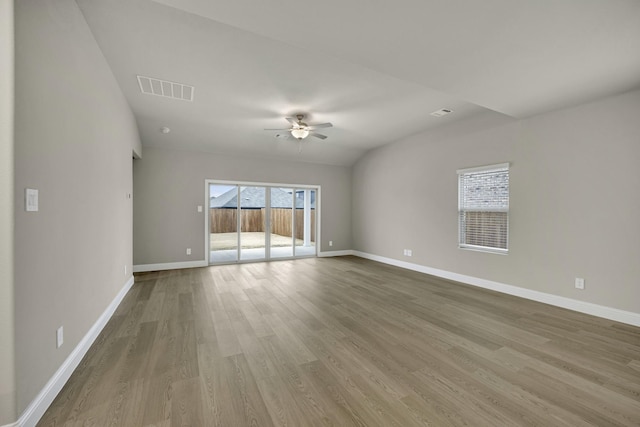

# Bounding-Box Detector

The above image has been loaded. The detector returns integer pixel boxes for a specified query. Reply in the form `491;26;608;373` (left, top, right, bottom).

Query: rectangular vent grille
137;75;194;102
430;108;453;117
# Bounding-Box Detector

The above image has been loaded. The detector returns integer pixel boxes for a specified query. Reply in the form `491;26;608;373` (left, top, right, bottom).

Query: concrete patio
210;232;316;263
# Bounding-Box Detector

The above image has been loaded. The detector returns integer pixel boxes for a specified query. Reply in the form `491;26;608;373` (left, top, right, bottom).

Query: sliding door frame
205;179;321;265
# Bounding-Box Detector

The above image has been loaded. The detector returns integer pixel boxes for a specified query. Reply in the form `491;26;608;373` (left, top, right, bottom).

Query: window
458;163;509;253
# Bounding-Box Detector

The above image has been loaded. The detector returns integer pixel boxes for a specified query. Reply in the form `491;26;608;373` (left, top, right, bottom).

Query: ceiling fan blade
264;128;291;131
310;132;327;140
307;122;333;129
273;132;293;140
285;117;298;125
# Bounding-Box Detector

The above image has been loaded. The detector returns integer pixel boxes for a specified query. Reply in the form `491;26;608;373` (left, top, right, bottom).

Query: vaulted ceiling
76;0;640;166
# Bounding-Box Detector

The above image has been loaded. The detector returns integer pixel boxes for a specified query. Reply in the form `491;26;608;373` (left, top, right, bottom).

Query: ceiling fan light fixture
265;114;332;140
291;128;310;139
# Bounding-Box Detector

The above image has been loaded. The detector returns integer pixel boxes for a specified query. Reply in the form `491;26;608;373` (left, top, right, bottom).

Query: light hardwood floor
39;256;640;426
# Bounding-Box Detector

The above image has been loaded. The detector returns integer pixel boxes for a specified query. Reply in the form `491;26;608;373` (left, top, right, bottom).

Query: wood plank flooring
39;256;640;426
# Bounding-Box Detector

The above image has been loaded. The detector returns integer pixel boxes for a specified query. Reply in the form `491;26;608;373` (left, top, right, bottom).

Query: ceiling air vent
137;75;194;102
430;108;453;117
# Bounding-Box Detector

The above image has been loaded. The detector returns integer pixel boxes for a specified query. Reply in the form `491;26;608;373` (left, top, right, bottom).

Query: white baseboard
16;276;136;427
133;260;208;273
353;251;640;327
318;250;354;257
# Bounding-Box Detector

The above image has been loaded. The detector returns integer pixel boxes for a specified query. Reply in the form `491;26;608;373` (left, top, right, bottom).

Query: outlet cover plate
26;188;39;212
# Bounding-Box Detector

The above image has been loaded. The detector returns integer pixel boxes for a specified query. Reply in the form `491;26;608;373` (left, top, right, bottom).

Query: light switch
26;188;39;212
197;205;203;213
56;326;63;348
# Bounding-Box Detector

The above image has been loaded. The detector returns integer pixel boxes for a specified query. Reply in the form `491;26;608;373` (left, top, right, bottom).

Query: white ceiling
76;0;640;166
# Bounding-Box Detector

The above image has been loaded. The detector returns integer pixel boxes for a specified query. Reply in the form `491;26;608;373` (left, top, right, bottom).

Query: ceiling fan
265;114;333;140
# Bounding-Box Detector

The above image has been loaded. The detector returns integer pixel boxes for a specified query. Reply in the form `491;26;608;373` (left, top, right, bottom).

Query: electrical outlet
25;188;39;212
329;241;333;247
575;278;585;290
56;326;64;348
186;248;191;255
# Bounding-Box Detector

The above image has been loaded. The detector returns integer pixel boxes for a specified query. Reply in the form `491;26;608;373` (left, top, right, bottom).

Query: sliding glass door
239;186;266;261
209;184;239;263
295;189;316;257
208;182;318;264
270;187;294;259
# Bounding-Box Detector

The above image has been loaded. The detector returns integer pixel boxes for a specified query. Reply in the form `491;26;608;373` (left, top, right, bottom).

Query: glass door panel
239;186;266;261
209;184;238;263
270;187;294;258
209;182;318;264
295;189;317;257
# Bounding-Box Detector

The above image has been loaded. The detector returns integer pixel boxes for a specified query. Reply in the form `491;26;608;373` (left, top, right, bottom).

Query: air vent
137;75;194;102
430;108;453;117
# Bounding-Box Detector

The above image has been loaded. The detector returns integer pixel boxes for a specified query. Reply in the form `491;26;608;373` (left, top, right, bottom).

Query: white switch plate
407;249;412;256
25;188;39;212
329;241;333;247
575;278;585;290
197;205;203;212
186;248;191;255
56;326;63;348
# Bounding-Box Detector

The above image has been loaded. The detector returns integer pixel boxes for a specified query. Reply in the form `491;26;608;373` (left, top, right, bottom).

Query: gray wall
0;0;15;423
353;89;640;314
133;147;352;266
14;0;141;415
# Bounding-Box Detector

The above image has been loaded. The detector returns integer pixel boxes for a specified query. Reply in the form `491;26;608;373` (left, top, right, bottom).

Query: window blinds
458;163;509;252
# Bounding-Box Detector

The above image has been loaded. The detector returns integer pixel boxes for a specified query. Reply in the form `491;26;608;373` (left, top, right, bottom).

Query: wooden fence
461;211;507;249
210;208;315;242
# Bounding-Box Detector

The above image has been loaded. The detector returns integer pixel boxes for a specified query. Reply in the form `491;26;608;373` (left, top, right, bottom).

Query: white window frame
457;163;509;254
